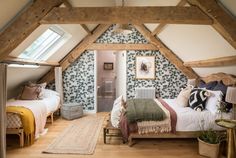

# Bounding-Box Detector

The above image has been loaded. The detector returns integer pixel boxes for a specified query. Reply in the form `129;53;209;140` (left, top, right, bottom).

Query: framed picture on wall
135;56;155;79
104;62;113;70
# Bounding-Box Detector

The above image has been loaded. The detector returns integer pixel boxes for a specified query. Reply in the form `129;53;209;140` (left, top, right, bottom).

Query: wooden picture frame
104;62;113;70
135;56;155;79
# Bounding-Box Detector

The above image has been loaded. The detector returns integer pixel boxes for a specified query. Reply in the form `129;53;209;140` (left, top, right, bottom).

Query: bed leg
50;113;54;124
103;128;107;144
19;129;24;147
128;136;133;147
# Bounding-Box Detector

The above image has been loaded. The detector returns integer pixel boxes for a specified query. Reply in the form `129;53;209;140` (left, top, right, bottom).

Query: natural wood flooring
6;113;203;158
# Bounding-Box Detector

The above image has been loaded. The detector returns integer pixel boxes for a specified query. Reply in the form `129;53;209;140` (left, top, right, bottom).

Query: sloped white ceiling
219;0;236;16
9;24;88;62
157;24;236;61
0;0;31;31
7;66;51;99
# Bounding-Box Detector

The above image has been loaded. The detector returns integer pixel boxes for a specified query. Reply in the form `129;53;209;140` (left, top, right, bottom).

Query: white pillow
42;89;60;98
113;95;123;107
110;96;124;128
176;85;193;107
206;90;223;114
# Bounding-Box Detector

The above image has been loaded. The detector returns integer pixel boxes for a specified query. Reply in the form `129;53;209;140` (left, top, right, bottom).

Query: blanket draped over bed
120;98;177;141
7;99;48;139
126;99;166;123
6;106;35;145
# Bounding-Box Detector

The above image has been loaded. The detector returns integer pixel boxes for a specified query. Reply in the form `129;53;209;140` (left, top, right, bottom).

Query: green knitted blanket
126;99;166;123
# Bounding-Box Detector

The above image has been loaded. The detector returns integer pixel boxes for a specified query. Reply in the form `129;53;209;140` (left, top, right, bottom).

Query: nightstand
215;119;236;158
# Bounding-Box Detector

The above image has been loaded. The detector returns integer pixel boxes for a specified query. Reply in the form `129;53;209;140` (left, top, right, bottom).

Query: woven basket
198;137;220;158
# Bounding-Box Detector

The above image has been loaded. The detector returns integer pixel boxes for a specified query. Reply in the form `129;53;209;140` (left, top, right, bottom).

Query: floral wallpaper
126;50;187;99
47;50;95;110
48;25;187;111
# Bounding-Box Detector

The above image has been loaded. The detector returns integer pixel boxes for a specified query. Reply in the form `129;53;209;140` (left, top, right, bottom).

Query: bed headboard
200;72;236;86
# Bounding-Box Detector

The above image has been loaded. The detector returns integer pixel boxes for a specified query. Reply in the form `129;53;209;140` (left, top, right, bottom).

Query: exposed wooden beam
184;55;236;67
151;23;167;36
151;0;188;36
81;24;92;35
62;0;72;9
134;24;199;79
41;6;212;25
187;0;236;49
38;24;111;83
87;43;157;50
0;64;7;158
0;0;63;61
2;57;59;66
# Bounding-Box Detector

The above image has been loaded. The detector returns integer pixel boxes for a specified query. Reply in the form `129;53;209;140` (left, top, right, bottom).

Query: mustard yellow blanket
6;106;35;145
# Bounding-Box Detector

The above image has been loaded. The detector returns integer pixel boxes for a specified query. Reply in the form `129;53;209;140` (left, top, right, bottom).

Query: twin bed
6;89;61;147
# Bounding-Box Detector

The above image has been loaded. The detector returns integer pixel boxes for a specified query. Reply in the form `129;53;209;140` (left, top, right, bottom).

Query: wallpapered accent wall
47;50;95;110
126;50;187;99
48;25;187;110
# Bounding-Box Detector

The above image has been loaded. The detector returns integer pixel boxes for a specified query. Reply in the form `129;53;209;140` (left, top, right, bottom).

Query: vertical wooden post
0;64;7;158
55;67;63;104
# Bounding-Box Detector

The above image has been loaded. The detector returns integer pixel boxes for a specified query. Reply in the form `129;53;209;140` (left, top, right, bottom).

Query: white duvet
163;99;233;131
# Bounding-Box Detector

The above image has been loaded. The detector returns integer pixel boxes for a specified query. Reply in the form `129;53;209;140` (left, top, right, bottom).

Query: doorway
95;50;127;112
96;50;116;112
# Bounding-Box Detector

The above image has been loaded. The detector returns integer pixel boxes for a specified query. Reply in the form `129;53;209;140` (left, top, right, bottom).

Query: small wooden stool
103;119;123;144
216;119;236;158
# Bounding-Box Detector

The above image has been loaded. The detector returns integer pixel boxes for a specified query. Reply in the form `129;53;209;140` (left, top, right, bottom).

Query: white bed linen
6;96;60;138
163;99;233;131
41;95;60;114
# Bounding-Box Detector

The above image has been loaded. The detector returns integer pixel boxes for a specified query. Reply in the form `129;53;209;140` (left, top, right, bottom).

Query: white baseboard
83;110;96;114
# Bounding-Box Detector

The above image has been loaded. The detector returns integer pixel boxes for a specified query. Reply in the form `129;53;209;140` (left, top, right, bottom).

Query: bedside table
215;119;236;158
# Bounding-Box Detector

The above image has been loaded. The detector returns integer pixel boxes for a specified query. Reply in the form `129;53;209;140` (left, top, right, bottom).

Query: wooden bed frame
128;72;236;146
6;106;61;147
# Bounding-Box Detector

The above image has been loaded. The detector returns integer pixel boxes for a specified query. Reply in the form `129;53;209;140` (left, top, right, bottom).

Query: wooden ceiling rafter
0;0;64;61
134;24;199;79
81;24;92;35
2;57;59;67
184;55;236;67
40;6;212;24
151;0;188;36
187;0;236;49
87;43;158;50
38;24;111;83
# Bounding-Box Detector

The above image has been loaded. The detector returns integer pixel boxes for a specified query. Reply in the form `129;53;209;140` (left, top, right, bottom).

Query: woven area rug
43;115;104;155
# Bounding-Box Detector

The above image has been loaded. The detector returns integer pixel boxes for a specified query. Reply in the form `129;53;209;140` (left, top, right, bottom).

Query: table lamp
225;86;236;119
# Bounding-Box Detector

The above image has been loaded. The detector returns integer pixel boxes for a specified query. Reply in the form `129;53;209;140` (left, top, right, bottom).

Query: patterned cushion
188;89;209;111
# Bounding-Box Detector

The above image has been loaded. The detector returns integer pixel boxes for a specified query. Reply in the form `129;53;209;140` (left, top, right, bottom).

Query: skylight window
19;26;66;60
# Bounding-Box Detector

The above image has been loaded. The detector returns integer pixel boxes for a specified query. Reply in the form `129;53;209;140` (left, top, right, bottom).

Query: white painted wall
7;66;50;99
115;51;127;100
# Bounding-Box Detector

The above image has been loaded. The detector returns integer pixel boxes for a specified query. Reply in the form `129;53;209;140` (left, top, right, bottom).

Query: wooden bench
103;118;123;144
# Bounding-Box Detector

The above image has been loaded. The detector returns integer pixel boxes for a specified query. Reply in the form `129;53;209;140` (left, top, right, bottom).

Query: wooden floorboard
6;113;204;158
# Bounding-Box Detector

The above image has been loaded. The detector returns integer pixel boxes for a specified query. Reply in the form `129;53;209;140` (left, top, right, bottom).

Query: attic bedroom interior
0;0;236;157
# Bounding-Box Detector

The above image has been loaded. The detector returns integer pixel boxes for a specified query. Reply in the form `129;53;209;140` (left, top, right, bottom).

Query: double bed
117;73;236;146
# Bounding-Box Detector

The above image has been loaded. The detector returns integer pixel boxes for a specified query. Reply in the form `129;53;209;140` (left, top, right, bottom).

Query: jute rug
43;115;104;155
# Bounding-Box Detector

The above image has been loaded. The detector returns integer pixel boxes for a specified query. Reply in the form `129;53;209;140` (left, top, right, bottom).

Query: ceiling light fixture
112;0;132;35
